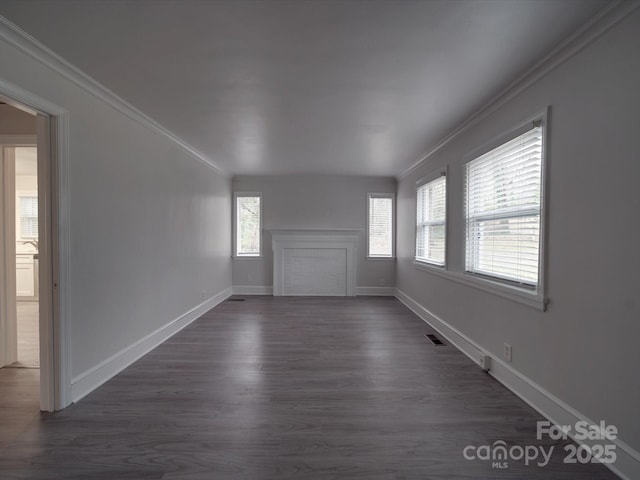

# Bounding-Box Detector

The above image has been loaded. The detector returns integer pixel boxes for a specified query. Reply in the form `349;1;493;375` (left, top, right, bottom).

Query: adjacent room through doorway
0;102;40;427
14;146;39;368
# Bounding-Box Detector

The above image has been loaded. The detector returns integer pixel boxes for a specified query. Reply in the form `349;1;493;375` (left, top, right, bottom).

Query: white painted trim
271;229;360;296
414;168;448;268
269;227;365;235
0;15;226;176
0;134;37;145
366;192;395;259
232;285;273;295
395;288;640;480
356;286;396;296
412;259;547;311
401;1;639;179
52;112;71;409
0;146;18;367
232;285;396;296
456;109;549;310
395;288;486;366
35;114;51;409
0;79;71;411
70;287;232;403
233;192;263;257
0;80;66;118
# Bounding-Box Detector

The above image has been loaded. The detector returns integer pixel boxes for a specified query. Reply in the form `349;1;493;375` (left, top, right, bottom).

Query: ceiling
0;0;608;177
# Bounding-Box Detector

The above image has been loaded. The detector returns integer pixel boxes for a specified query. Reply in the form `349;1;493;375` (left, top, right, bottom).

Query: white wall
15;174;36;190
0;29;232;397
232;175;396;291
396;8;640;461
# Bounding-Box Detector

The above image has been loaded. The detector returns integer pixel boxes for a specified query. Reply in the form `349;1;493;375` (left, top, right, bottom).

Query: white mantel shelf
270;228;362;236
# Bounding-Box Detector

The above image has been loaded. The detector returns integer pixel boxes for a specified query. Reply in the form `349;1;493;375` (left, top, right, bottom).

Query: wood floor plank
0;296;620;479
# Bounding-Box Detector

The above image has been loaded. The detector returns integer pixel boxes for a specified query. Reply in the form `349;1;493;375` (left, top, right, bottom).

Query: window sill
366;256;396;261
414;259;445;270
413;260;548;311
232;255;263;259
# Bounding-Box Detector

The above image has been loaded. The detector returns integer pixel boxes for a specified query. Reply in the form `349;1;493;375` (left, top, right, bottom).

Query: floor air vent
228;298;246;302
425;333;445;345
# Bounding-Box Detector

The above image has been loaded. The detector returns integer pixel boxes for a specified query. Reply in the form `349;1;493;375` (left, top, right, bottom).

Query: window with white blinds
235;193;261;256
416;174;446;266
19;196;38;239
465;123;543;286
368;194;394;257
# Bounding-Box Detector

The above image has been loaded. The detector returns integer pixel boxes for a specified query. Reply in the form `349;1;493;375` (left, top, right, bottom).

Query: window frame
233;192;263;258
414;168;447;268
17;192;39;240
461;110;549;307
410;109;549;311
366;192;395;259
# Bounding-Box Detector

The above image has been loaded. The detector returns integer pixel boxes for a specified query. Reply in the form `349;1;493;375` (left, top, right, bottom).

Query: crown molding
401;0;639;179
0;15;227;176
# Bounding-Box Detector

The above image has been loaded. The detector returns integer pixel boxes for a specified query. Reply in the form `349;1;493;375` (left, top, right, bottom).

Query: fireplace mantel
270;229;360;296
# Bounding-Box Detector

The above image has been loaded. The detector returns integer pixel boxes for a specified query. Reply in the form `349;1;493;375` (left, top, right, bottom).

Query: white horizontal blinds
20;196;38;238
369;196;393;257
416;175;446;265
465;124;543;285
236;195;261;256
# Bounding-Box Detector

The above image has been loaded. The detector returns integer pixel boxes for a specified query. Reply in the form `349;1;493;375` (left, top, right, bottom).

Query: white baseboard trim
232;285;396;296
394;288;639;480
394;288;490;366
356;286;396;296
70;286;233;403
232;285;273;295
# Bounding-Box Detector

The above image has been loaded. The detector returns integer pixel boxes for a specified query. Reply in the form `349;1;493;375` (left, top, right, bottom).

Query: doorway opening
0;92;61;413
0;105;40;404
14;146;40;369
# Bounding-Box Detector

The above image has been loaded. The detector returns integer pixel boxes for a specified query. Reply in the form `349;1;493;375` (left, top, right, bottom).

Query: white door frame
0;79;71;411
0;144;19;367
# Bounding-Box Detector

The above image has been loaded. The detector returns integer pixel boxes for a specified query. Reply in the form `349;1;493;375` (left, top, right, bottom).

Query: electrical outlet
503;343;512;362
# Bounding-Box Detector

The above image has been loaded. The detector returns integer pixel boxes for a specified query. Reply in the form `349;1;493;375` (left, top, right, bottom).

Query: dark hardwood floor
0;296;619;479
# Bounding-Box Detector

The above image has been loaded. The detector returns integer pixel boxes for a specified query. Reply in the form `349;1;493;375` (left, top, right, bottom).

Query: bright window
465;123;543;286
235;193;261;256
19;196;38;239
415;174;446;266
368;194;394;257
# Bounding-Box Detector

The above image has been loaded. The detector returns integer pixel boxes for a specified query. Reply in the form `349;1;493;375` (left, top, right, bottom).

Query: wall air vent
425;333;445;345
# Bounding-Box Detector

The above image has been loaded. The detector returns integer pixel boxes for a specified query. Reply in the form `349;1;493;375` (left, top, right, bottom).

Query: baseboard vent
425;333;445;345
227;297;246;302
